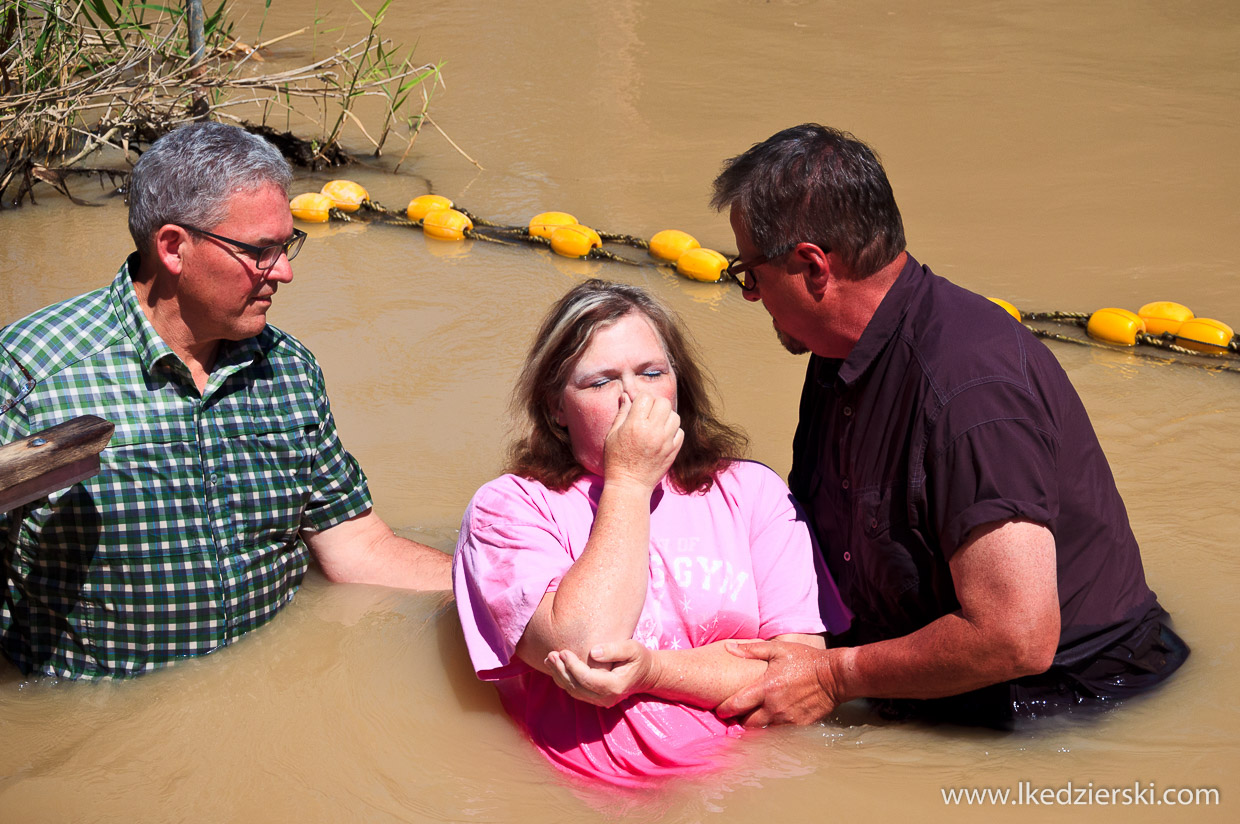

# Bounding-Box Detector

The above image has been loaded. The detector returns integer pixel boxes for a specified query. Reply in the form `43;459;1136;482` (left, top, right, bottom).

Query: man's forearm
323;532;452;590
831;519;1060;702
359;534;452;591
308;510;452;591
719;521;1060;726
829;611;1054;703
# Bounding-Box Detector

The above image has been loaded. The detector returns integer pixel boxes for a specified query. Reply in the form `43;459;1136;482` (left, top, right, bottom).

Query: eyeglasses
0;354;34;415
179;224;307;272
725;242;815;292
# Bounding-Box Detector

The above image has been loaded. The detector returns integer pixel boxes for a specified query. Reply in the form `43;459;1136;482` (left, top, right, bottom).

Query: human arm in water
545;633;826;709
305;508;452;591
514;393;684;669
714;519;1059;725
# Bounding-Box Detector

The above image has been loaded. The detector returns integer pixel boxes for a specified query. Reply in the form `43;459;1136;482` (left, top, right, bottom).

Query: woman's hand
545;640;660;708
602;394;683;492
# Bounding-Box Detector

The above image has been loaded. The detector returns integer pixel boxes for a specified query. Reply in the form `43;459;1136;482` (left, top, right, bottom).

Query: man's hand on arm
304;509;452;591
715;641;844;727
717;519;1060;728
545;633;825;711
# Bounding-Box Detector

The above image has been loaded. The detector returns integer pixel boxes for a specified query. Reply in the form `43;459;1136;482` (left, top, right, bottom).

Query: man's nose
264;253;295;284
742;284;762;302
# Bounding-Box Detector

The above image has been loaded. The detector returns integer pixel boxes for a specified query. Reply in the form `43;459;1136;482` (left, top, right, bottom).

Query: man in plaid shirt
0;122;450;679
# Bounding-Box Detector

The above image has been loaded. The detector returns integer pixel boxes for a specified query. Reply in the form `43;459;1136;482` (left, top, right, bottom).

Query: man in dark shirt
711;124;1188;727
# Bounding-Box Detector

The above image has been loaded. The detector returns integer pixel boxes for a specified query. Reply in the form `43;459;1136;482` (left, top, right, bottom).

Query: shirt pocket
15;437;204;564
854;485;928;638
220;423;316;546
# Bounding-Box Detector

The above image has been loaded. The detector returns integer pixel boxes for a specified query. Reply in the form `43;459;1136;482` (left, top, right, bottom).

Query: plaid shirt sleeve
0;345;34;537
299;358;372;532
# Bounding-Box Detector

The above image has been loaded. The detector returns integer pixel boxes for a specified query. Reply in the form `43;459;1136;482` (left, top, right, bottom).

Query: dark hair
508;280;747;493
711;123;906;278
128;122;291;255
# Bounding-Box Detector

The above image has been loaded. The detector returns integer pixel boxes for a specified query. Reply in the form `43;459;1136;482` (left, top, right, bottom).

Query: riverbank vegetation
0;0;459;207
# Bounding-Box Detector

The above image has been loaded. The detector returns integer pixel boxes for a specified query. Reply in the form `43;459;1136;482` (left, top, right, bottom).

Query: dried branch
0;2;466;205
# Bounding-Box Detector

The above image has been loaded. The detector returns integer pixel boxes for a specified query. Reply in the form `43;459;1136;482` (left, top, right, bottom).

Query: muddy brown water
1;1;1237;821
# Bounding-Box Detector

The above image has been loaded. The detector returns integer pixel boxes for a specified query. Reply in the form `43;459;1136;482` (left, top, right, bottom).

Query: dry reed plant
0;0;465;207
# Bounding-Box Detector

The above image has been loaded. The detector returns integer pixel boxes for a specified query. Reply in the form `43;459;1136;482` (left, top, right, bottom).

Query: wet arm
720;519;1059;724
547;633;824;709
516;395;682;667
305;508;452;591
648;633;825;709
830;519;1059;700
516;479;657;668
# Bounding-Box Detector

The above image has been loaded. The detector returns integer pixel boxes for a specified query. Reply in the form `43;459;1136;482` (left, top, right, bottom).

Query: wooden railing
0;416;115;513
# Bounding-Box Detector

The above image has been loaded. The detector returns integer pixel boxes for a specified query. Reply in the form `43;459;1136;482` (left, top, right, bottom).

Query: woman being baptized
453;279;849;786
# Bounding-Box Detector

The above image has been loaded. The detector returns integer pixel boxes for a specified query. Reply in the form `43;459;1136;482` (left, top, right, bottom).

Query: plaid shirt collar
109;252;266;392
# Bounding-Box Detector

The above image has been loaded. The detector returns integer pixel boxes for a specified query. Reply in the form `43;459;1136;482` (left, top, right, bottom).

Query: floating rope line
296;180;1239;375
1024;311;1092;323
1015;306;1240;375
290;182;732;282
356;199;649;264
597;230;651;250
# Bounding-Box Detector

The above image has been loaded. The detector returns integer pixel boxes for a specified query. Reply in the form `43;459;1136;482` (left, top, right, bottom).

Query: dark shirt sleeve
926;382;1060;557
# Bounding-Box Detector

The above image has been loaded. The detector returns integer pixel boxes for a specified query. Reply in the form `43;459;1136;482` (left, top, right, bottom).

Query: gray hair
127;122;292;254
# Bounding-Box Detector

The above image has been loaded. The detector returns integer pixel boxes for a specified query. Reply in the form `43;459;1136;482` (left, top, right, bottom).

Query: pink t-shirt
453;460;851;786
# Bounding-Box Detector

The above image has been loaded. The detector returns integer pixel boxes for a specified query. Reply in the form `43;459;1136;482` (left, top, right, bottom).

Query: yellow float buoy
987;297;1022;323
289;192;333;223
550;224;602;258
649;229;700;262
1086;308;1146;347
320;180;368;213
1137;301;1194;337
407;194;454;222
529;211;578;240
1175;317;1234;354
421;208;473;241
676;248;729;283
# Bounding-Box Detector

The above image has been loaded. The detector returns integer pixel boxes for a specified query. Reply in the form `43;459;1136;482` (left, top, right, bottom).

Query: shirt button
843;551;851;562
871;519;878;529
843;406;853;417
842;479;850;490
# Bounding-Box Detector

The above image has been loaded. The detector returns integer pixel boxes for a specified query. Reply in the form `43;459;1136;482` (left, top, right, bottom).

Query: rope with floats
295;182;728;280
989;300;1240;374
294;180;1239;375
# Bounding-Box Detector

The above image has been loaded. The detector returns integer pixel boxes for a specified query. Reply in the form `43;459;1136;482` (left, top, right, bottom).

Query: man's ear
152;224;191;275
796;243;833;299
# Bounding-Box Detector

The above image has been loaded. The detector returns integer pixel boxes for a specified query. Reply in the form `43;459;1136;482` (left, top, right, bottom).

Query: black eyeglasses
179;225;307;272
725;242;812;292
0;353;34;415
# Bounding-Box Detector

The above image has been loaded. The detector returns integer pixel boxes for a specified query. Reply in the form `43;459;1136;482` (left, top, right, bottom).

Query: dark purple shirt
790;255;1160;668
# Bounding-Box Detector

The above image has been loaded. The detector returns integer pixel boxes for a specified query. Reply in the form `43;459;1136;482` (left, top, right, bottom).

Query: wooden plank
0;415;115;513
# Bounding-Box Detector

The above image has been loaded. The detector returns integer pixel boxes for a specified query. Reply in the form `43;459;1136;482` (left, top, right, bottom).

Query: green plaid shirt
0;255;372;678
